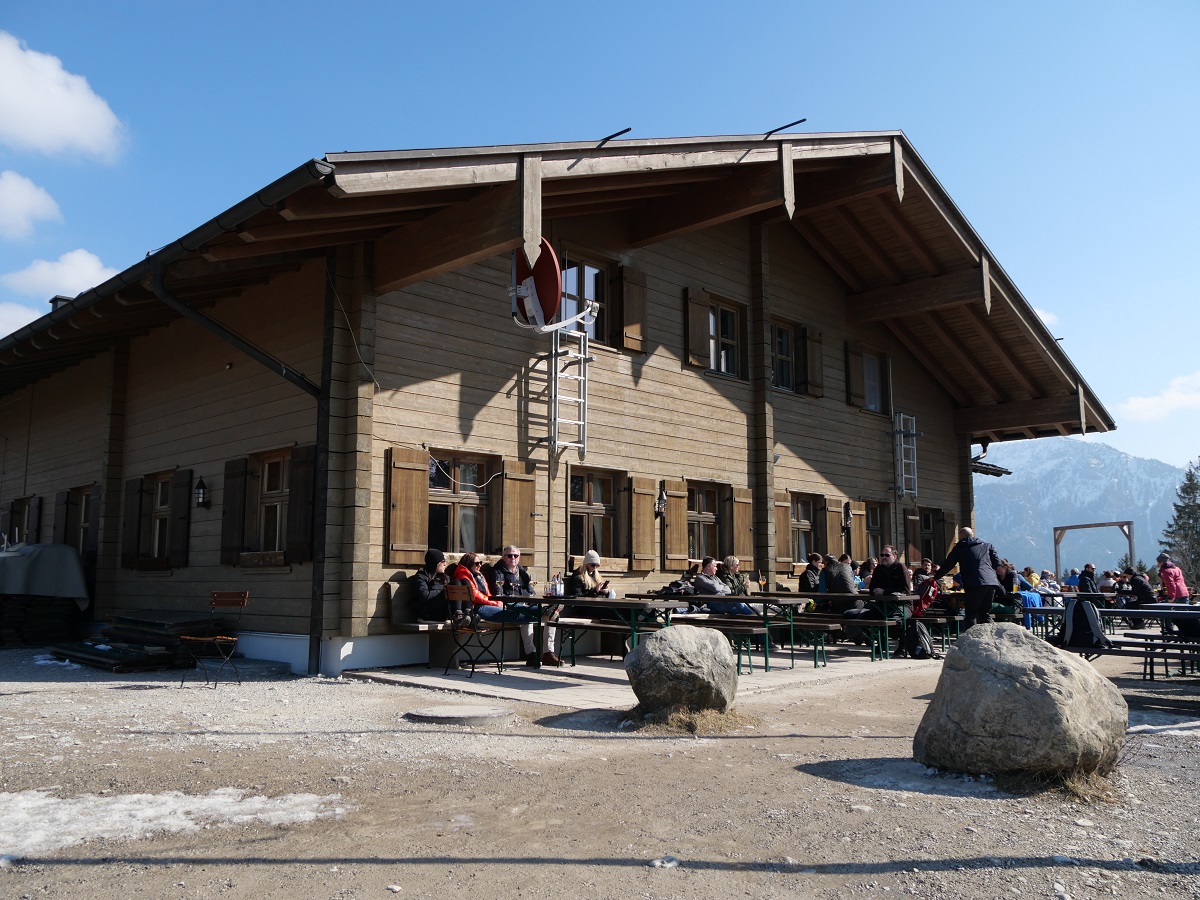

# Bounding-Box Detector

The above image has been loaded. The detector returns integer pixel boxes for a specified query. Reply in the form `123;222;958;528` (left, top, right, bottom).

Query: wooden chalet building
0;132;1114;673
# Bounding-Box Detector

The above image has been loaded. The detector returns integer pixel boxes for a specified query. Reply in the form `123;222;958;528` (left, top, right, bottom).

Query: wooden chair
179;591;249;688
444;584;511;677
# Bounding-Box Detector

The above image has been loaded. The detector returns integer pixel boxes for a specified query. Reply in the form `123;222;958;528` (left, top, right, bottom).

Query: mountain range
971;437;1185;576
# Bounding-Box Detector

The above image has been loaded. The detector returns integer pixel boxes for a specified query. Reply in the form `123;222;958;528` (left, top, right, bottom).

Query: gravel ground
1;647;1197;899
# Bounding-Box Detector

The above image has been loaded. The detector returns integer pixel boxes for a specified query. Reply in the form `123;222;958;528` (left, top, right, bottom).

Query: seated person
825;554;859;595
912;558;936;591
799;553;823;592
410;548;458;624
566;549;616;598
718;555;752;596
817;554;838;592
1037;570;1063;599
1022;566;1040;589
871;546;912;596
856;557;876;591
695;556;755;616
489;545;560;667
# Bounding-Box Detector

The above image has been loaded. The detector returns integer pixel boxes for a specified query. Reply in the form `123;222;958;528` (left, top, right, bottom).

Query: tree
1116;553;1148;574
1160;457;1200;588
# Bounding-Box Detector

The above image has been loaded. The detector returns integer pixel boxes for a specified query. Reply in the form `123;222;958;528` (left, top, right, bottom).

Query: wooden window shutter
849;501;868;560
84;484;101;563
120;479;143;567
386;446;429;567
824;501;845;557
685;288;711;368
286;445;316;564
496;458;535;565
939;510;956;561
805;329;824;398
731;487;754;566
53;490;71;544
220;458;248;565
27;496;41;544
168;469;192;568
845;340;865;407
904;506;921;566
620;267;647;352
774;491;793;569
629;475;657;569
662;479;689;571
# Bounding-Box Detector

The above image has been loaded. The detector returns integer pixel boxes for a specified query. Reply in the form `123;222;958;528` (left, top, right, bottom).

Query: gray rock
913;623;1127;776
624;625;737;712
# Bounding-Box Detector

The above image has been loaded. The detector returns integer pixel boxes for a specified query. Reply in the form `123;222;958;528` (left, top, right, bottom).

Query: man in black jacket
937;527;1002;630
410;548;452;623
799;553;823;592
1076;563;1100;596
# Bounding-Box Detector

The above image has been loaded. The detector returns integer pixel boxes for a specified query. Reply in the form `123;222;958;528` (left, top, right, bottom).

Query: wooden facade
0;133;1114;673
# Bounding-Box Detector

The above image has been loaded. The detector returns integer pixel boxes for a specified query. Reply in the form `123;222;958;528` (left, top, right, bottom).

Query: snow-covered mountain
972;438;1185;575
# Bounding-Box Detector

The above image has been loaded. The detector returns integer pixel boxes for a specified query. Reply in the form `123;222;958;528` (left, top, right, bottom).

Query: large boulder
914;622;1127;776
624;624;738;713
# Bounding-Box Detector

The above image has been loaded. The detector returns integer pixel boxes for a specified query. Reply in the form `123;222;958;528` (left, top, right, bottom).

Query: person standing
1157;553;1191;602
937;527;1002;630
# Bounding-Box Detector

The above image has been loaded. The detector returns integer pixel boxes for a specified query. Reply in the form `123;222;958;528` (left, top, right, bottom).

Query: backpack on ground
913;578;939;618
1052;597;1112;651
899;618;938;659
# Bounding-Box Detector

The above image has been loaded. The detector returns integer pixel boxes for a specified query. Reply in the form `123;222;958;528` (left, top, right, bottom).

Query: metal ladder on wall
549;327;590;457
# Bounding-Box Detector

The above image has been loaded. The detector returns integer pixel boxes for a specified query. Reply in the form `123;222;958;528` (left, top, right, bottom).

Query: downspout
309;251;337;675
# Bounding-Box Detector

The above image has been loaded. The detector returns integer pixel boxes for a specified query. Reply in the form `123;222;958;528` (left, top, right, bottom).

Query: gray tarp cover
0;543;89;608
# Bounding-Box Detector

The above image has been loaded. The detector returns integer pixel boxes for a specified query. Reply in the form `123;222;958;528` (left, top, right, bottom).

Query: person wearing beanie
1157;553;1191;602
567;549;614;598
411;548;454;624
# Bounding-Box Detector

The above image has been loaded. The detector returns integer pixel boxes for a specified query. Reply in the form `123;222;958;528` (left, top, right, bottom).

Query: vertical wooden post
749;218;776;587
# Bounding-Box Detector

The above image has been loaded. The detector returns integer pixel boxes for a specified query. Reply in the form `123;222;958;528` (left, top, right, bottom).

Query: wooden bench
670;613;779;674
555;617;657;666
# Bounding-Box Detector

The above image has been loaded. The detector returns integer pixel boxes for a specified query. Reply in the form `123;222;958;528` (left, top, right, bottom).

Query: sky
1;1;1197;467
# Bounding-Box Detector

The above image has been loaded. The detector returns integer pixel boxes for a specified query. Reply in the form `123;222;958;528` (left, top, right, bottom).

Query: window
73;487;92;555
687;288;745;377
4;498;31;543
845;341;889;413
866;502;888;559
790;494;819;561
150;475;172;559
221;446;313;567
569;469;615;558
864;351;887;413
687;483;720;560
770;322;797;391
427;455;490;554
919;509;945;562
561;252;611;345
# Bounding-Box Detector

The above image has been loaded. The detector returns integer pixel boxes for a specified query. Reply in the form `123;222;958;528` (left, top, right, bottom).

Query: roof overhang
0;132;1114;442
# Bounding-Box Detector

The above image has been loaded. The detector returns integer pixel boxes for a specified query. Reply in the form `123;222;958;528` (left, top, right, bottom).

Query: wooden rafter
791;150;902;219
790;217;866;292
886;319;971;407
869;194;941;277
961;301;1043;398
831;206;905;284
372;181;522;293
204;230;387;262
628;163;789;248
239;212;424;242
280;185;481;220
922;312;1007;403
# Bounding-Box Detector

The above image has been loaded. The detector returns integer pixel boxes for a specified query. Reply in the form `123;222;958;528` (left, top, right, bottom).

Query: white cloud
0;301;43;335
1116;371;1200;423
0;170;61;239
1;249;118;299
1033;307;1058;326
0;31;124;160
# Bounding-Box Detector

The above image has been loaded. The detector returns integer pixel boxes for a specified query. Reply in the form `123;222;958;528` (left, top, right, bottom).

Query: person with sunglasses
491;545;560;666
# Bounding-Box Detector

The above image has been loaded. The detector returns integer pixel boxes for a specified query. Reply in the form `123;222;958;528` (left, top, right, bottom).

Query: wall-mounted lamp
654;484;668;518
194;477;211;509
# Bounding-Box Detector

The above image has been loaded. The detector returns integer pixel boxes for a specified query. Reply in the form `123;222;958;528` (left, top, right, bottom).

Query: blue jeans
706;601;756;616
475;604;555;653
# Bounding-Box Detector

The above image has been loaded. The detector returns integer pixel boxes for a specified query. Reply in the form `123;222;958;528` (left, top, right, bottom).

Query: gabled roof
0;132;1114;442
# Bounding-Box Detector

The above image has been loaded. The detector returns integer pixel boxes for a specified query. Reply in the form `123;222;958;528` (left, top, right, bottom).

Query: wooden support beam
954;395;1083;435
522;156;542;268
922;312;1007;403
792;149;902;218
628;164;787;248
204;230;388;262
372;182;522;293
900;159;980;264
832;206;905;284
886;319;971;406
780;142;795;220
790;217;866;292
870;194;941;276
851;266;986;323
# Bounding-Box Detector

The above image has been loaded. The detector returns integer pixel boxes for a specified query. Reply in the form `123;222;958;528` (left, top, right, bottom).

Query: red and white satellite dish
513;238;562;329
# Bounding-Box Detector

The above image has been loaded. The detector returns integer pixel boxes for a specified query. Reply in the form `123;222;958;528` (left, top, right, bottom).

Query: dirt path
1;649;1197;899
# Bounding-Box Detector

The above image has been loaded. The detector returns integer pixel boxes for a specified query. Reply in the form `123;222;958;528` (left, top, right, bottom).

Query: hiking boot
524;651;540;667
541;652;562;667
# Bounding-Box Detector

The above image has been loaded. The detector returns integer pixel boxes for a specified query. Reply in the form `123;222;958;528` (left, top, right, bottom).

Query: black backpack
1053;598;1112;650
899;618;937;659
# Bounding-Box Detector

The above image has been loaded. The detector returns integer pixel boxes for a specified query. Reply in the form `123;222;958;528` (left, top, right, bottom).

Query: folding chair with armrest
179;591;249;688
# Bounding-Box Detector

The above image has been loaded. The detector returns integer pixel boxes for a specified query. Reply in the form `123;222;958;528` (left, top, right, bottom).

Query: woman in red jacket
448;553;501;607
447;552;551;665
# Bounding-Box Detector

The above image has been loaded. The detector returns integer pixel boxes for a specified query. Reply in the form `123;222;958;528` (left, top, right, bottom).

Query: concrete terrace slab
344;650;935;710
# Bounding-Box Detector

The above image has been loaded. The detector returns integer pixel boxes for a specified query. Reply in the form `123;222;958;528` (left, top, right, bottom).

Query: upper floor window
686;288;746;379
770;322;797;391
569;469;615;558
561;252;611;345
846;341;889;414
